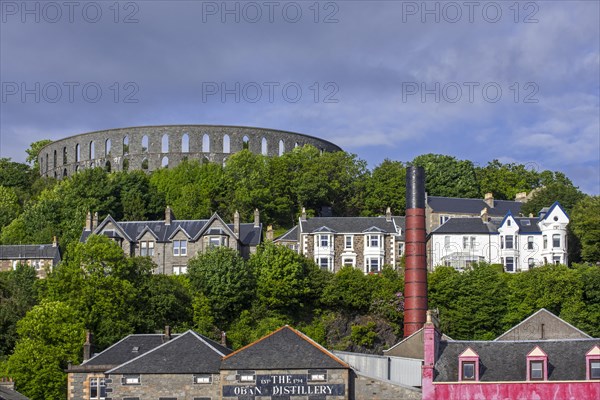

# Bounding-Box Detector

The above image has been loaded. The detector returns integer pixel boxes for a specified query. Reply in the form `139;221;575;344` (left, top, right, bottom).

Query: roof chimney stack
85;211;92;231
93;212;99;229
386;207;392;222
484;193;494;208
480;207;489;222
515;192;527;202
165;206;173;225
83;330;94;361
266;225;273;241
234;210;240;236
163;325;172;342
52;236;58;248
254;209;260;228
300;207;307;222
221;331;227;347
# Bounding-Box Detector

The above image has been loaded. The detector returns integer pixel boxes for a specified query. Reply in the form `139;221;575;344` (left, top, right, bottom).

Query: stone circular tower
38;125;342;178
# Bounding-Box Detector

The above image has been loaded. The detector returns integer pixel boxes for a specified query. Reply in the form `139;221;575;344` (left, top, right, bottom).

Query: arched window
261;137;268;155
161;156;169;168
89;141;95;159
162;134;169;153
202;134;210;152
141;158;149;170
122;158;129;172
62;147;67;165
105;139;112;156
279;140;285;156
243;135;250;150
123;136;129;155
105;161;111;172
63;168;67;178
182;134;189;153
223;135;230;153
45;154;48;172
75;144;80;162
53;150;57;167
142;135;149;153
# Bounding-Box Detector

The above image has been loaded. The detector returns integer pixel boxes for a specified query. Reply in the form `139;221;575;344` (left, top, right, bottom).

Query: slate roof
495;308;592;341
428;196;523;216
107;331;231;374
431;218;502;234
0;386;30;400
0;245;61;264
275;225;298;242
221;326;349;370
81;334;173;367
80;214;261;246
434;338;600;382
299;216;405;236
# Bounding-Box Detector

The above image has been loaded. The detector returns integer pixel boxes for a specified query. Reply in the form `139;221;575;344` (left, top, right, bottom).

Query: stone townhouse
429;201;569;271
80;207;262;275
0;238;61;278
275;208;405;273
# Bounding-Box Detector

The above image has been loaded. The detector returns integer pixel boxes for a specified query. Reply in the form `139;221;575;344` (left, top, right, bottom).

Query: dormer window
526;346;548;381
507;219;511;227
586;345;600;380
458;348;479;382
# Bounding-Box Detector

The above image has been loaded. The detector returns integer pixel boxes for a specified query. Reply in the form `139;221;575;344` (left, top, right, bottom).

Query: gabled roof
299;216;404;236
312;226;337;233
384;327;452;360
427;196;523;216
540;201;569;220
193;213;237;241
274;225;298;242
0;386;30;400
434;338;600;382
107;331;231;374
495;308;591;341
221;326;349;370
80;334;173;368
0;244;61;264
81;213;261;247
431;217;501;235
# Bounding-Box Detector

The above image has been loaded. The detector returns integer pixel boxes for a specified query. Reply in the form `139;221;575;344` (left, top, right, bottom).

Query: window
527;236;534;250
319;234;330;247
367;257;381;273
122;374;140;385
193;374;212;384
343;258;355;267
462;361;475;380
440;215;450;224
505;235;513;249
553;234;560;248
543;235;548;249
444;236;451;249
398;243;404;256
463;236;469;250
90;378;106;400
173;240;187;256
237;372;255;383
505;257;514;272
318;257;330;271
507;219;511;226
345;235;353;249
530;361;544;380
589;360;600;379
553;256;561;265
173;265;187;275
528;258;535;268
470;236;476;249
308;370;327;382
368;235;380;248
140;241;154;256
209;236;226;248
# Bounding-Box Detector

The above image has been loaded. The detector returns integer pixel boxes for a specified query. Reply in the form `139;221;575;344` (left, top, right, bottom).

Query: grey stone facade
38;125;342;179
352;373;421;400
106;373;221;400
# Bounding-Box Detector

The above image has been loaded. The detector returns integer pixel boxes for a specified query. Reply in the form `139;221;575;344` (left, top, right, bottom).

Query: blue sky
1;0;599;194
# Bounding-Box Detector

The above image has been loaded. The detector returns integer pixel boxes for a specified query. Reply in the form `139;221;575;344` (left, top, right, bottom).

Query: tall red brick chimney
404;166;427;338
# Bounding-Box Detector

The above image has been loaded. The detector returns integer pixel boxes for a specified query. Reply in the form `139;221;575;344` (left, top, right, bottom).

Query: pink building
422;312;600;400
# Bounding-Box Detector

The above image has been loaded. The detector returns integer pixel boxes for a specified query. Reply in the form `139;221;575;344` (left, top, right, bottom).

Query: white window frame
505;257;514;272
140;241;154;257
173;265;188;275
318;257;331;271
122;374;141;385
527;236;534;250
366;257;381;273
552;234;561;248
367;234;380;248
319;234;330;247
173;240;188;256
193;374;212;384
90;378;107;400
505;235;514;249
342;257;355;267
344;235;353;250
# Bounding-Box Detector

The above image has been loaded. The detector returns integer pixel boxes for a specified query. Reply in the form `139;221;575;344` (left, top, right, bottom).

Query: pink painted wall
429;381;600;400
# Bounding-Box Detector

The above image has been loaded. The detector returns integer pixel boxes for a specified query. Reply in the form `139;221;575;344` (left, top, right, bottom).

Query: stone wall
107;373;221;400
351;373;422;400
39;125;342;179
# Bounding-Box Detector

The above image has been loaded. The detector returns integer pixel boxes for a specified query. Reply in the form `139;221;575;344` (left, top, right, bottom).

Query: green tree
411;154;480;198
6;300;85;400
569;196;600;263
362;160;406;216
520;182;585;216
321;266;373;313
475;160;540;200
251;242;326;317
0;186;21;234
25;139;53;173
187;247;255;328
0;264;38;357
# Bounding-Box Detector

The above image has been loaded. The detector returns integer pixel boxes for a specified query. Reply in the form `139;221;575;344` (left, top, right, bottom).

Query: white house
430;202;569;272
